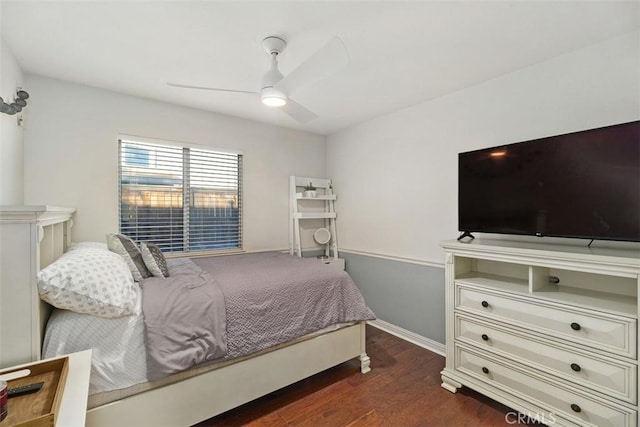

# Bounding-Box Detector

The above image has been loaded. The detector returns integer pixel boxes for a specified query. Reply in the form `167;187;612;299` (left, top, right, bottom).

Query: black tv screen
458;121;640;242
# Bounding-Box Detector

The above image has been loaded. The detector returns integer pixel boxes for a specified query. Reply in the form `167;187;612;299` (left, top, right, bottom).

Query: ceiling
1;1;638;135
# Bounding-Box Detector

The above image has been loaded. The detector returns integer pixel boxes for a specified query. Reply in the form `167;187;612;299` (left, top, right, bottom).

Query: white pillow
68;241;108;251
38;247;137;318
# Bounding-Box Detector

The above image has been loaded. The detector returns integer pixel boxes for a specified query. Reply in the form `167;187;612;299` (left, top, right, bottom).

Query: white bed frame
0;205;371;427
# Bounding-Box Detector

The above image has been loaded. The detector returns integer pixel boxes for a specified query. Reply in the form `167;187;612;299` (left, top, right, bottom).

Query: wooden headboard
0;205;75;368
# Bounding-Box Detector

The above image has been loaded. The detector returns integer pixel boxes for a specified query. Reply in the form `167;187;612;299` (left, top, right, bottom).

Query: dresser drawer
455;344;637;427
455;315;637;404
455;285;637;358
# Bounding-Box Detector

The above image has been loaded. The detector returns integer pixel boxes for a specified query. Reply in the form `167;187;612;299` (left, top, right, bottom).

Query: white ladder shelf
289;176;338;259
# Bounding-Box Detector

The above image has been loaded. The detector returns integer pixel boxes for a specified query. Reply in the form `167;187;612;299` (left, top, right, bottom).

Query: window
119;138;242;254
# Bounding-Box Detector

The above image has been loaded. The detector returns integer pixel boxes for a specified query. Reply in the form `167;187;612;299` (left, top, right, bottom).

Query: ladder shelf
289;176;339;260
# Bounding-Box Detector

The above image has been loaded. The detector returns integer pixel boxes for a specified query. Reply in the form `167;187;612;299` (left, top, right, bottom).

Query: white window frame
118;135;244;256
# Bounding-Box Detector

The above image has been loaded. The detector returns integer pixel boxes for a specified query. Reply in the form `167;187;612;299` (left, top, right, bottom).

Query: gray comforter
140;258;227;380
140;252;375;380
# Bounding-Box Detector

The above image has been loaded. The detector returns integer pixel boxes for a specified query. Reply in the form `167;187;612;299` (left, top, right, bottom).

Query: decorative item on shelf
0;89;29;115
314;227;331;258
303;182;317;198
314;227;331;245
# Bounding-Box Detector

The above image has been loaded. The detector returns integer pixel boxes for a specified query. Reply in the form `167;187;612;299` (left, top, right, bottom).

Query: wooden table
0;350;91;426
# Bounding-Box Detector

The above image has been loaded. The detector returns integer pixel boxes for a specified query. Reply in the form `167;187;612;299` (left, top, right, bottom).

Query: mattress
42;285;147;394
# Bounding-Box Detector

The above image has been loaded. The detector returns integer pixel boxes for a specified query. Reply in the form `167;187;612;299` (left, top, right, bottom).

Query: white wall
0;36;25;204
23;75;326;251
327;31;640;265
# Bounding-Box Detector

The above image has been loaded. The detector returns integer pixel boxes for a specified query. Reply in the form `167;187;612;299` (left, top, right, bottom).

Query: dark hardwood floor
195;325;537;426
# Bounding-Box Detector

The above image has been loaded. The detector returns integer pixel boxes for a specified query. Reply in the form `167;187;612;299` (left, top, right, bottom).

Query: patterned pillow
106;234;151;282
38;247;137;318
140;242;170;278
68;241;108;251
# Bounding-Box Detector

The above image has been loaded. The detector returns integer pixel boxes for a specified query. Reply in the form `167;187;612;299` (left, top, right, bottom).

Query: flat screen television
458;121;640;242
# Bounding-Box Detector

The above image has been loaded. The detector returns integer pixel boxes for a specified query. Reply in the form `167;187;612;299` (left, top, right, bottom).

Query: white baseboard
368;319;446;356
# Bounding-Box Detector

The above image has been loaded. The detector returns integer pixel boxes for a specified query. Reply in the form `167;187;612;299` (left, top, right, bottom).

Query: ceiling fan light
262;96;286;107
261;88;287;107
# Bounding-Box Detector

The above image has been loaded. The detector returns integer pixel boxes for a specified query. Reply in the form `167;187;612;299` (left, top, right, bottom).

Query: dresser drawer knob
481;334;489;341
481;300;489;308
570;322;581;331
481;367;489;374
570;363;581;372
570;404;582;413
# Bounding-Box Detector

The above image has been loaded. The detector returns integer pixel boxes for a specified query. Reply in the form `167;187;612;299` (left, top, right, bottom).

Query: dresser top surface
442;238;640;267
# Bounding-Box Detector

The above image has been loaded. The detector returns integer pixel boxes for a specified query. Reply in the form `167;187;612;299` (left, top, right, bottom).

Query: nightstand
0;349;91;426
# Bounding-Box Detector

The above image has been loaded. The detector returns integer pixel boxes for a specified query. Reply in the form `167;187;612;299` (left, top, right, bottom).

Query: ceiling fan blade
167;82;257;95
280;99;318;124
275;36;349;95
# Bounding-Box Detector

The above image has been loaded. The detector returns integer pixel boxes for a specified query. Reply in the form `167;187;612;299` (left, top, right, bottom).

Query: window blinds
119;139;242;253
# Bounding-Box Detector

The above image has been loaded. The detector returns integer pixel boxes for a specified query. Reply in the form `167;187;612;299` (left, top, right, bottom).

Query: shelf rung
296;195;337;200
295;213;336;219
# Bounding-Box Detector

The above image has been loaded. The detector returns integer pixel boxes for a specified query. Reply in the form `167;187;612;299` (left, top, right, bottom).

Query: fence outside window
118;138;242;253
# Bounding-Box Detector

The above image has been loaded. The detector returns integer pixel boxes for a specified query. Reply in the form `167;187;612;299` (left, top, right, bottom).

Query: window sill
165;248;245;259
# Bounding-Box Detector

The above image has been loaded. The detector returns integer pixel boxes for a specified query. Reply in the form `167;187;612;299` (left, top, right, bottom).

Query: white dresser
441;239;639;427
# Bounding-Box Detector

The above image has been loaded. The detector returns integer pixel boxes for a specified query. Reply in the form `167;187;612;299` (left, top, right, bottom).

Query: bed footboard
86;321;369;427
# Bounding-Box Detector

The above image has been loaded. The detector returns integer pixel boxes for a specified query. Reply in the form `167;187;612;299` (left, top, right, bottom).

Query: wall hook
0;88;30;115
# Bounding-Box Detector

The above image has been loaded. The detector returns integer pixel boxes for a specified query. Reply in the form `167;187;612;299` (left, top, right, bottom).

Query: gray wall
342;252;445;344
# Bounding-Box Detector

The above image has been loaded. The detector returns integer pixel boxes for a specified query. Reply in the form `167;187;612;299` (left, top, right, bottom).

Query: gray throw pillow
140;242;170;278
106;233;151;281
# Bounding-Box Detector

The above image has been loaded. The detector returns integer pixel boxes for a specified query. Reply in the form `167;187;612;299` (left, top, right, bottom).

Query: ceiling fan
168;35;349;124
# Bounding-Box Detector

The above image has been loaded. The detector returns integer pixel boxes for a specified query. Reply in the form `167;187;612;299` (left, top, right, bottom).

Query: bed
0;207;374;427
